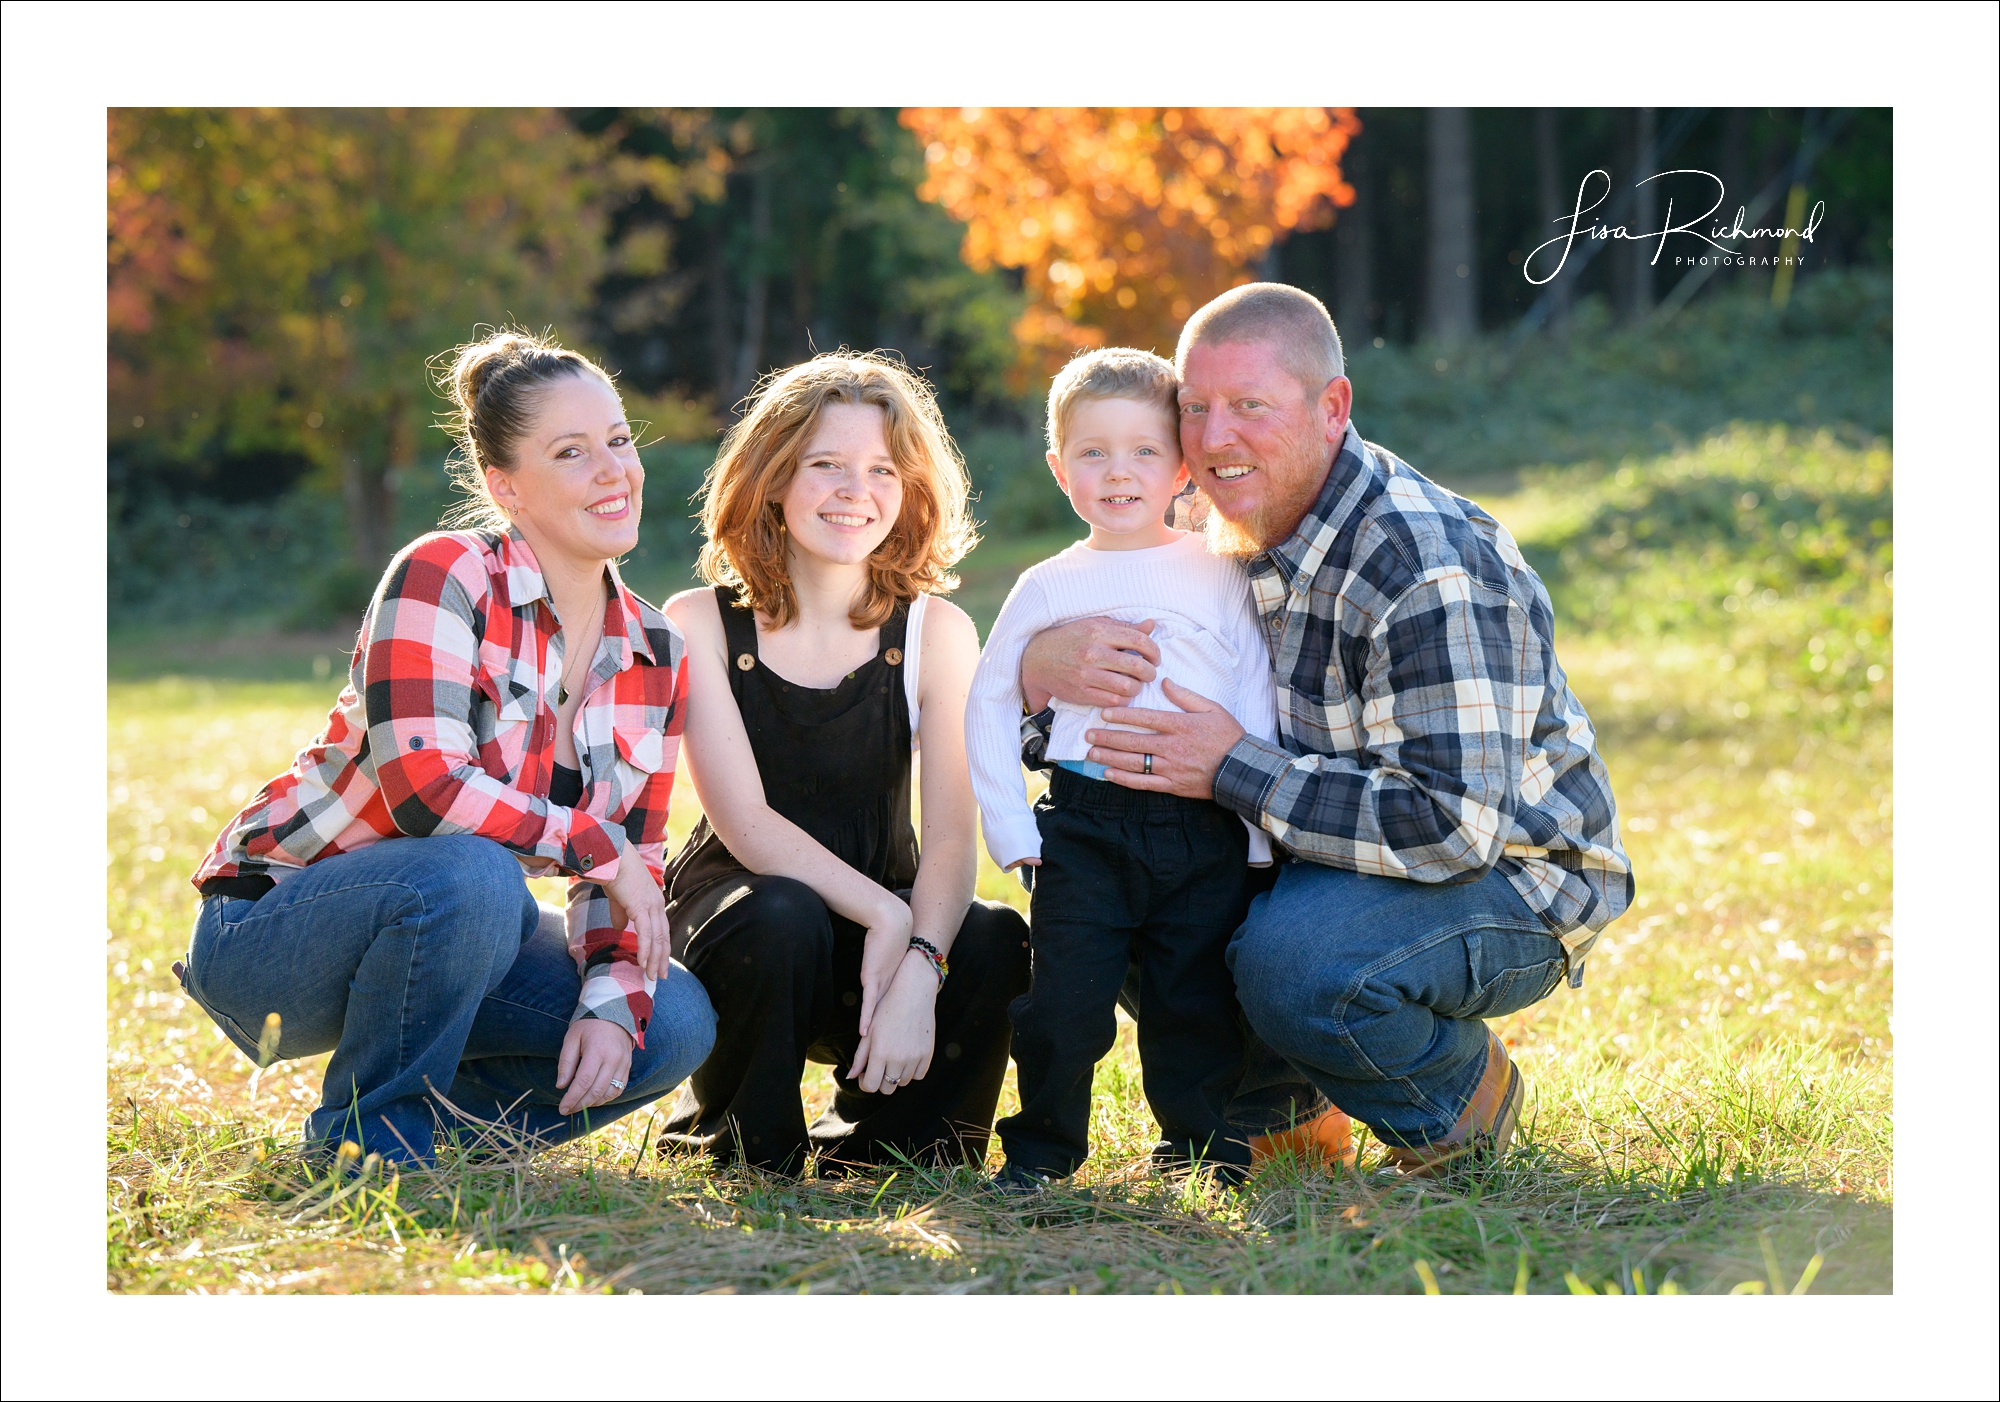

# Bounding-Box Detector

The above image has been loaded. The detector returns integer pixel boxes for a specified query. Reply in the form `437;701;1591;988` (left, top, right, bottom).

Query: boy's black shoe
986;1161;1055;1196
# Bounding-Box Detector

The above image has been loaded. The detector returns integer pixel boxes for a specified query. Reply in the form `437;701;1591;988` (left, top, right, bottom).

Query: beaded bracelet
908;935;948;985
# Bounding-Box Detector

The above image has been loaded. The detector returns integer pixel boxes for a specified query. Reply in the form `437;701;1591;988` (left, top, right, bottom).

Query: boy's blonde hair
1045;346;1180;455
697;351;975;631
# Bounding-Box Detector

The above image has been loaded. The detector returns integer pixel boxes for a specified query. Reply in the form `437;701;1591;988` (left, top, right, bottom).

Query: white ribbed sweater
965;531;1279;870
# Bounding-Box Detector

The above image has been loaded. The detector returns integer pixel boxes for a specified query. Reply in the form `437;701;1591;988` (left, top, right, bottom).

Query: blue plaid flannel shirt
1211;424;1632;951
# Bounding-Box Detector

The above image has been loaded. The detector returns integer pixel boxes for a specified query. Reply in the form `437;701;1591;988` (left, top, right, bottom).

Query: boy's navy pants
997;767;1254;1177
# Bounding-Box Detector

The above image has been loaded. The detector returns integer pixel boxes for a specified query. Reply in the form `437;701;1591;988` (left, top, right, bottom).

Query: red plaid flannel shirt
193;528;687;1045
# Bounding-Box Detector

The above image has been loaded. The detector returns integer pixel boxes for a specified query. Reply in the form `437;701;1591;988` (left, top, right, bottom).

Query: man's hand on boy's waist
1021;616;1161;711
1087;678;1245;801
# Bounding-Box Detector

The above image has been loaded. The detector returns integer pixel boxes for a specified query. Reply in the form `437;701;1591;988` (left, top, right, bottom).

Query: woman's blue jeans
1226;860;1570;1146
179;834;716;1165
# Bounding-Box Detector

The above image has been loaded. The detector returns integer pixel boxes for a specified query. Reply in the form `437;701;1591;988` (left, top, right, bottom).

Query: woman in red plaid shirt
181;330;716;1166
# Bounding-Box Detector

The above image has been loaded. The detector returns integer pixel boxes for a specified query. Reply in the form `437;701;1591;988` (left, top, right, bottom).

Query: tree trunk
339;398;410;572
1425;108;1477;344
385;394;413;542
707;218;738;412
792;246;817;356
731;165;772;405
1533;108;1572;334
1720;108;1751;287
1624;107;1657;322
1334;134;1374;345
341;450;396;572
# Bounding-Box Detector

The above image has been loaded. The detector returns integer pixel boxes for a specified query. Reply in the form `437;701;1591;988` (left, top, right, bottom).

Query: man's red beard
1198;445;1332;560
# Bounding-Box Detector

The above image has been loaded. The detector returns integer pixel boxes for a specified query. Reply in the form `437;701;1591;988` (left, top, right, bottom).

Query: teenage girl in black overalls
658;354;1028;1175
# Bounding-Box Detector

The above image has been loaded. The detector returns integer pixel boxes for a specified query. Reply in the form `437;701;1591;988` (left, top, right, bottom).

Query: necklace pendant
557;683;569;707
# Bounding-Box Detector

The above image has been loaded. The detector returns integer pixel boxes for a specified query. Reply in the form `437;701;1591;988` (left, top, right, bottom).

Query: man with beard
1019;282;1633;1174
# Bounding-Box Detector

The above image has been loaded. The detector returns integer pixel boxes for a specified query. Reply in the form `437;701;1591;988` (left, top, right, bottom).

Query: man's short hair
1045;346;1179;454
1174;282;1345;395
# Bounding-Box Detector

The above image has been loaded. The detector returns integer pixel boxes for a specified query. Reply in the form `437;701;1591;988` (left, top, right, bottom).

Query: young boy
966;347;1278;1191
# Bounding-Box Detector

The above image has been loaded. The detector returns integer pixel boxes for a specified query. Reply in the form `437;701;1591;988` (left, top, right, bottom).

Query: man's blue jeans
1226;860;1570;1146
179;834;716;1164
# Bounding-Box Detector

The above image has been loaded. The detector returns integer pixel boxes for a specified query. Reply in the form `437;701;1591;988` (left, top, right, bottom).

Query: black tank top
665;585;919;899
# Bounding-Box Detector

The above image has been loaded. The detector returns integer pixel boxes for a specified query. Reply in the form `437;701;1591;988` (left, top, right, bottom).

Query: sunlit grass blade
1760;1229;1786;1295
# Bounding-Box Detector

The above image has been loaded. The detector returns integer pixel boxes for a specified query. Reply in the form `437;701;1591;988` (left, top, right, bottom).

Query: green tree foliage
108;108;618;570
578;107;1024;420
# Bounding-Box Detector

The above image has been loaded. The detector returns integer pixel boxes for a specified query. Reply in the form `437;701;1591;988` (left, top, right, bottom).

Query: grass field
105;424;1892;1294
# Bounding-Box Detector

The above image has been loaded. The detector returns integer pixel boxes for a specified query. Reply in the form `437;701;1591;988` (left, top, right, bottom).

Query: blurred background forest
107;106;1891;645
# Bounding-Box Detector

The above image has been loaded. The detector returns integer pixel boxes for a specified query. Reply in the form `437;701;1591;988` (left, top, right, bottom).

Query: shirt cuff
1214;734;1290;825
981;812;1043;872
572;963;654;1049
562;813;627;883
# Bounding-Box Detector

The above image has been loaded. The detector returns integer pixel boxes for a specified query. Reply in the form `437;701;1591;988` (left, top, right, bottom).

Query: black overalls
658;587;1029;1174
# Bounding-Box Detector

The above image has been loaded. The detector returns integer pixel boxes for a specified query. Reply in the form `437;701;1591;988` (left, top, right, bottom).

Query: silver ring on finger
1143;753;1154;776
607;1078;626;1092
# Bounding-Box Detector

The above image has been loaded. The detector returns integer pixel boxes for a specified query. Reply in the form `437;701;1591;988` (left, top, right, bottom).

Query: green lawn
106;424;1891;1294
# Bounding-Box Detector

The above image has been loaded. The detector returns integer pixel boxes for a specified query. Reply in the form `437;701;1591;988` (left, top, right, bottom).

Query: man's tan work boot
1383;1030;1523;1178
1248;1102;1355;1169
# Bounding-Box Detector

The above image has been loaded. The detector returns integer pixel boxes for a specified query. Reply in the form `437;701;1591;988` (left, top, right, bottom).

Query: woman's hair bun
449;331;542;421
431;326;616;531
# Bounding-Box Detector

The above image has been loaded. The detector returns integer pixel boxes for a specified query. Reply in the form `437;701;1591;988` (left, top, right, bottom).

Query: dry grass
105;427;1891;1294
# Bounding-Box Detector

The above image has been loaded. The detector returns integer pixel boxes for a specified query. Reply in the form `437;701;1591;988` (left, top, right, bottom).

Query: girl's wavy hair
697;351;976;631
431;326;617;532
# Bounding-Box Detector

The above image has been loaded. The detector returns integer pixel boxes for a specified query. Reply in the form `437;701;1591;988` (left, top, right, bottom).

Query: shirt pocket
495;667;540;725
1303;635;1373;756
1282;671;1363;757
599;722;671;833
472;669;539;779
611;724;665;775
590;661;679;811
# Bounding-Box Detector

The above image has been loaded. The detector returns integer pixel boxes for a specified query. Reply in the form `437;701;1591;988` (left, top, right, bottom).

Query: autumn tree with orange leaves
899;107;1359;380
